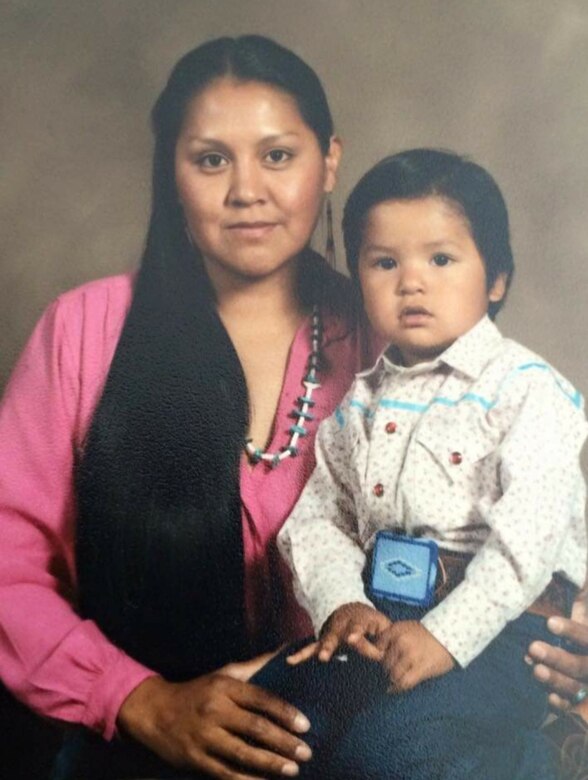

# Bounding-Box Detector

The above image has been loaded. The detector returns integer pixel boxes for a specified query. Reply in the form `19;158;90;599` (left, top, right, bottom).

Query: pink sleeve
0;296;155;739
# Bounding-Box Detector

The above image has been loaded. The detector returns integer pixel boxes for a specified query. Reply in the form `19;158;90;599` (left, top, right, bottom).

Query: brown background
2;1;588;446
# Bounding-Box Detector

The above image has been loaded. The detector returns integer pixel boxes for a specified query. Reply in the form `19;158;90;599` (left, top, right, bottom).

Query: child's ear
488;273;507;304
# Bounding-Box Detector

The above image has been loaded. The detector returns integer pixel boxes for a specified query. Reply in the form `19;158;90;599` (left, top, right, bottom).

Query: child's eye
197;153;229;170
375;257;397;270
264;149;293;164
431;253;453;267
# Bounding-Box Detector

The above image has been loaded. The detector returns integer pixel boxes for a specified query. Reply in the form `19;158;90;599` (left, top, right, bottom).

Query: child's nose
398;265;425;295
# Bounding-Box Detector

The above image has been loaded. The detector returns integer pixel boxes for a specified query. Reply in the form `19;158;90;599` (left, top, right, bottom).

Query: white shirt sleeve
422;371;588;667
278;390;374;635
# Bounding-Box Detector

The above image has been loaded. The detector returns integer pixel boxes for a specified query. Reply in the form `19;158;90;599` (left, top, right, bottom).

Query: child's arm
420;371;587;671
278;390;376;644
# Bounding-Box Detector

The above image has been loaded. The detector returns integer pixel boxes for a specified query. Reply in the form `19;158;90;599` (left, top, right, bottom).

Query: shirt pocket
413;413;497;488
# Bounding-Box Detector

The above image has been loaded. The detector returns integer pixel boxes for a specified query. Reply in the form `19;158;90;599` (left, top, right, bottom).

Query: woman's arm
0;295;313;777
0;296;155;738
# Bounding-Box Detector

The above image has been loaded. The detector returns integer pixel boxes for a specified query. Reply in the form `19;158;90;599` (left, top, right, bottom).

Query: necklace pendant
243;305;323;468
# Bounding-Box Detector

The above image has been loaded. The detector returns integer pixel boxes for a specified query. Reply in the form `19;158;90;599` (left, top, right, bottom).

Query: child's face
358;196;506;366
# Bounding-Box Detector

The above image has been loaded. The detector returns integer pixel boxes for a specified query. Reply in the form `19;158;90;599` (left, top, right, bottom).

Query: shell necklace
244;306;322;468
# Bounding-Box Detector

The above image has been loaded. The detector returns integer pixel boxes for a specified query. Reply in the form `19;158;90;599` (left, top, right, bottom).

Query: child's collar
438;316;504;379
357;316;504;381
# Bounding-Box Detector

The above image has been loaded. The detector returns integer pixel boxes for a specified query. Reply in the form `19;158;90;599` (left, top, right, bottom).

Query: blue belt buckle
370;531;438;607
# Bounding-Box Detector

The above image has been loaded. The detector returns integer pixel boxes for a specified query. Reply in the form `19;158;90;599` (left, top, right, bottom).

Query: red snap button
449;451;463;465
385;421;397;434
373;483;385;497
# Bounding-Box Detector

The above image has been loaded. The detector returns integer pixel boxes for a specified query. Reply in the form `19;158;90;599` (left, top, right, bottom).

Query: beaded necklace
244;305;322;468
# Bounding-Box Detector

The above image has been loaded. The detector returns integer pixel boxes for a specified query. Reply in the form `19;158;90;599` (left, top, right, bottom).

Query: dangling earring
325;195;336;269
182;213;195;250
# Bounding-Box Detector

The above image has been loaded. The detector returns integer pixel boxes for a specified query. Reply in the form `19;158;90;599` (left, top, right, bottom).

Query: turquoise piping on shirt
335;362;583;428
515;363;582;408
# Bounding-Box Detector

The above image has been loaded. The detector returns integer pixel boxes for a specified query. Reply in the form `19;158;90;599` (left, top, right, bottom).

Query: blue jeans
252;602;558;780
52;604;558;779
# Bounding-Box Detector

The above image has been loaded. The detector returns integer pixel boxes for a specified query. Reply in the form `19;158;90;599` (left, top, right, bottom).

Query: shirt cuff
421;579;523;667
305;583;374;637
84;650;157;741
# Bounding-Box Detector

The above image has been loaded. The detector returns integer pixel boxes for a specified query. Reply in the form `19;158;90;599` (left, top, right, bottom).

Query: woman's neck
214;263;306;334
211;261;308;452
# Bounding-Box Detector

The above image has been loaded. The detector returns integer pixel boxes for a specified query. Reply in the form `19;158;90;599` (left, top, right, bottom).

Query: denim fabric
52;606;558;779
252;604;558;779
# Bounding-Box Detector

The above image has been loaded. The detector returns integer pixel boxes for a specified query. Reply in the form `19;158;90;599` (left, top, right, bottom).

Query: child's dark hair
343;148;514;318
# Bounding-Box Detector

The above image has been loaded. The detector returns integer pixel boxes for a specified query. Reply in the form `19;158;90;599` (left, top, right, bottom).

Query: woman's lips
226;222;277;240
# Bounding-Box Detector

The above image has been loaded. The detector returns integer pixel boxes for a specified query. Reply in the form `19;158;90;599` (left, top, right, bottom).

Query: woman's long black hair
75;36;346;680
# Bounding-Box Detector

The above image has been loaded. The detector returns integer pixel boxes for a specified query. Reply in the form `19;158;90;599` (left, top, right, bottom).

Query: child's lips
399;307;433;326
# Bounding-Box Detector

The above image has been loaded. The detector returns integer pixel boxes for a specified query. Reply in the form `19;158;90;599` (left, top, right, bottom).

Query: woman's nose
227;161;266;206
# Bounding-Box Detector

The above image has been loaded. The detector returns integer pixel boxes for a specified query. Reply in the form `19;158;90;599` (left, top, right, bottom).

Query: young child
253;149;587;780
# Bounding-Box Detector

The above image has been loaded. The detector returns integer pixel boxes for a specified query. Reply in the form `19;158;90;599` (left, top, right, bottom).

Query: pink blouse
0;274;361;740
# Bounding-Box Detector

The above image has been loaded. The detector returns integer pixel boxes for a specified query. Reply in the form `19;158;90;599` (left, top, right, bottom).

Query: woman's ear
324;135;343;193
488;272;508;303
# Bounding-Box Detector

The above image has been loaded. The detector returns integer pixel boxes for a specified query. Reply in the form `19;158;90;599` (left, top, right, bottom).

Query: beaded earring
325;195;336;269
183;215;195;250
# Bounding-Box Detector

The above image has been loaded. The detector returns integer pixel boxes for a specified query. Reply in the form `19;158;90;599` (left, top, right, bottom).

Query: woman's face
175;77;341;292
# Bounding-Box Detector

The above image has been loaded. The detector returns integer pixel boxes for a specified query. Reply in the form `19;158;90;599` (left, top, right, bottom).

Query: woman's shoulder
1;274;135;445
54;272;134;319
18;273;134;361
48;272;134;350
44;274;135;421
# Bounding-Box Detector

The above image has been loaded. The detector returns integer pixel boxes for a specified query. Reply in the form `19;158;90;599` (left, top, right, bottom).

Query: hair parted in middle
342;148;515;319
75;35;350;681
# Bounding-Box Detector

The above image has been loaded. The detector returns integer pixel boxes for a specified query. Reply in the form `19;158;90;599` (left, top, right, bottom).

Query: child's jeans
251;600;558;780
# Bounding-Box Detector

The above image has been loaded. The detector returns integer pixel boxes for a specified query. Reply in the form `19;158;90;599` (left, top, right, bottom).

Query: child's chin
399;343;447;366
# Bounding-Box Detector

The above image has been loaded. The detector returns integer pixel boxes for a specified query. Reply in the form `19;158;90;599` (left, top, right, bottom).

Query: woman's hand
376;621;455;693
117;657;312;780
286;603;391;665
528;616;588;719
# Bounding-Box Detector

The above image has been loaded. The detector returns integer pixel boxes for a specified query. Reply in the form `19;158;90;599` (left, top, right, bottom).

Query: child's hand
287;603;391;665
376;621;455;692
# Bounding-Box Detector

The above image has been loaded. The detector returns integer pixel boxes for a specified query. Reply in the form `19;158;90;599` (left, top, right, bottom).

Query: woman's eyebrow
183;135;231;149
184;132;301;147
257;132;301;145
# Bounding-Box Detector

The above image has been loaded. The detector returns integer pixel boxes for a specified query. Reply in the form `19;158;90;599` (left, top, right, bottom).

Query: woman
0;34;585;780
0;35;351;779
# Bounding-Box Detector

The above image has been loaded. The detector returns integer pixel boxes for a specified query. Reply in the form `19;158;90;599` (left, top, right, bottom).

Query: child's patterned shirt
278;316;588;667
